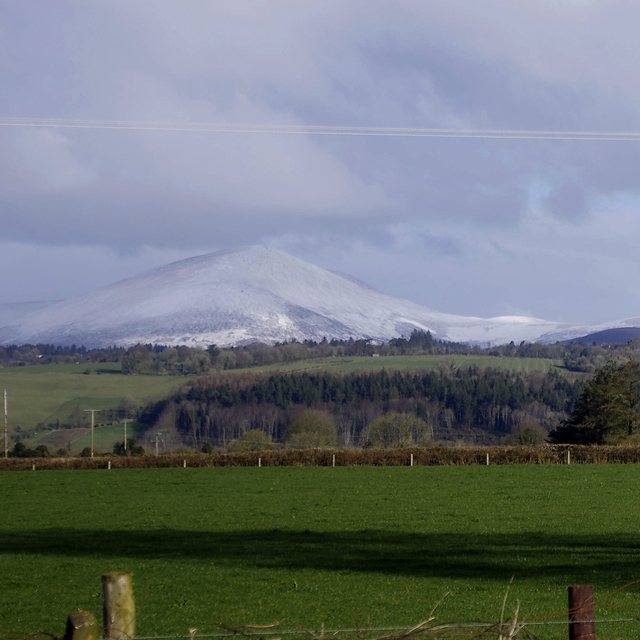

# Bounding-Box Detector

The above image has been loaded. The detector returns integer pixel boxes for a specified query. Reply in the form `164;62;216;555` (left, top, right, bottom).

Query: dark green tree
121;345;153;375
550;359;640;444
113;438;144;456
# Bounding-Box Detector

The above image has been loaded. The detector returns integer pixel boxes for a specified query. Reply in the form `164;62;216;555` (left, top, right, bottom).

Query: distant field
0;363;186;433
240;354;563;374
29;422;149;455
0;465;639;639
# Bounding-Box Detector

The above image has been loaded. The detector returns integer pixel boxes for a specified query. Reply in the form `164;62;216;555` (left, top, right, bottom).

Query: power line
2;117;640;140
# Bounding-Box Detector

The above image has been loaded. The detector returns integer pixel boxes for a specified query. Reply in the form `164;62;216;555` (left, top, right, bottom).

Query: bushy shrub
365;413;432;448
9;442;49;458
229;429;275;452
283;410;337;448
113;438;145;456
503;421;548;445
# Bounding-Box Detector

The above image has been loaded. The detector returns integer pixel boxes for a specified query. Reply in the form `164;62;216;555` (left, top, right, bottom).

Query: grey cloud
416;233;463;257
4;0;640;323
544;182;590;220
3;0;640;246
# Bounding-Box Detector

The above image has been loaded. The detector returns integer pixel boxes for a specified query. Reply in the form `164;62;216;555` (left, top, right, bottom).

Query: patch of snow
0;301;60;331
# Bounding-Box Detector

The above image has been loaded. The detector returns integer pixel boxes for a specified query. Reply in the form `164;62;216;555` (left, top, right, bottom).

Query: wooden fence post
103;571;135;640
64;610;98;640
568;585;595;640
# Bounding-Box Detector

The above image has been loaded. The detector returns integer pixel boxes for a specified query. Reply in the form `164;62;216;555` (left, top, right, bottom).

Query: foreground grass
1;466;640;639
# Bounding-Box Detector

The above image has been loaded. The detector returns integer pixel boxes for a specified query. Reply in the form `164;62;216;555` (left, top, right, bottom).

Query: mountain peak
0;246;633;348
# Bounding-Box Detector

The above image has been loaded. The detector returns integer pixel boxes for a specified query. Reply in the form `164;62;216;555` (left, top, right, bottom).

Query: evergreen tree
550;359;640;444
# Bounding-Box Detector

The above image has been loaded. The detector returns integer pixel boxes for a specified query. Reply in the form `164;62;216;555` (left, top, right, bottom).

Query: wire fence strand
131;617;639;640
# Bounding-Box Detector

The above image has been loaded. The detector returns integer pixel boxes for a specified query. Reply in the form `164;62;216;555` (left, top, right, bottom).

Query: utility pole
123;418;128;451
154;432;162;456
3;389;7;459
84;409;101;457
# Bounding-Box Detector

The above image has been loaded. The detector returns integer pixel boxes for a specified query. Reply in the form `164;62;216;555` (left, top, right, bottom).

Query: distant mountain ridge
0;245;638;348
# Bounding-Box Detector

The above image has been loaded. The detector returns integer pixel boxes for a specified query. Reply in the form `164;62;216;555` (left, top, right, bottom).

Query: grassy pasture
0;363;185;433
29;422;149;455
1;466;640;639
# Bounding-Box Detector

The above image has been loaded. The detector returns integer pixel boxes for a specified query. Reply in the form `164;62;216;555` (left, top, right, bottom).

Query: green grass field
1;466;640;639
0;363;186;433
28;422;149;455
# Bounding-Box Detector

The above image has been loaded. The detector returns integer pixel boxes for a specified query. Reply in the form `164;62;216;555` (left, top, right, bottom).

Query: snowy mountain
0;245;637;348
0;301;59;328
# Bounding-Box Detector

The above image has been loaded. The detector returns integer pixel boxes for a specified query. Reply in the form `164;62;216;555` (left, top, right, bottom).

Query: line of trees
1;330;635;373
139;367;582;449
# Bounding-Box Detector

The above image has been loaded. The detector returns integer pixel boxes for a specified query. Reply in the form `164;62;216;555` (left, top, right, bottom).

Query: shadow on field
2;529;640;582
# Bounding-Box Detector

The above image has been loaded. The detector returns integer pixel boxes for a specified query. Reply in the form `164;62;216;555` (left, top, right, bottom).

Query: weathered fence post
410;453;414;467
568;585;595;640
103;571;135;640
258;457;262;467
486;453;490;465
332;454;336;467
64;609;98;640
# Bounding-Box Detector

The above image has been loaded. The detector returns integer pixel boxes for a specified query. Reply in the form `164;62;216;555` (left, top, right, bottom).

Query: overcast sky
2;0;640;323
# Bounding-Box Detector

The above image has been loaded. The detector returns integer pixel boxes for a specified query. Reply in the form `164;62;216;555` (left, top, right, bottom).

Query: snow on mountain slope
0;245;635;348
0;301;59;329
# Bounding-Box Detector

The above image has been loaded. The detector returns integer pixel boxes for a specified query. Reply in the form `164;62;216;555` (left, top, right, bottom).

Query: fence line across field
7;444;640;471
132;617;640;639
8;620;634;640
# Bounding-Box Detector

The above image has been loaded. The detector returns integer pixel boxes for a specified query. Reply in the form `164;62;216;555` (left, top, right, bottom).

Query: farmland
0;362;185;437
1;465;639;639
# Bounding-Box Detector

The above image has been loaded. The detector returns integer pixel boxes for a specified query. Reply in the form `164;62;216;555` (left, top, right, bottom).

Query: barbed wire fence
2;617;640;640
3;578;640;640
